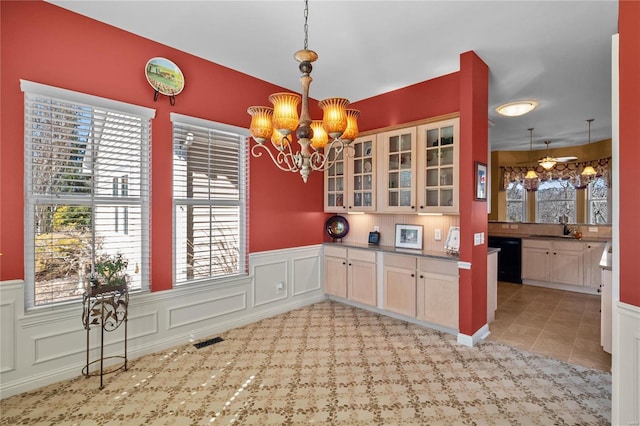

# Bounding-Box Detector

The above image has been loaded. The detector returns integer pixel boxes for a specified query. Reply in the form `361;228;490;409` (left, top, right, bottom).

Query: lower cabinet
383;254;417;317
382;253;459;329
522;238;606;290
324;245;376;307
416;258;459;330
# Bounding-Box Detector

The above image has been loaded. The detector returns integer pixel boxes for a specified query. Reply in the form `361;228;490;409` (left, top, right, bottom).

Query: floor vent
194;337;224;349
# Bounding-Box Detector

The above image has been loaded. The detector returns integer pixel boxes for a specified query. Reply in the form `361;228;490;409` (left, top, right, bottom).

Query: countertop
324;241;500;261
488;233;611;243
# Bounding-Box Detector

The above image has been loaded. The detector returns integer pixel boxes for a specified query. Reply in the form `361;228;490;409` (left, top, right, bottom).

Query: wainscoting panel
613;301;640;425
0;245;326;399
292;254;322;296
252;261;288;307
168;291;247;329
0;282;20;373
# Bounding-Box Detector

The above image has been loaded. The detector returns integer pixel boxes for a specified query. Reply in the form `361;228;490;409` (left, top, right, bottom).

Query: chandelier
247;0;359;183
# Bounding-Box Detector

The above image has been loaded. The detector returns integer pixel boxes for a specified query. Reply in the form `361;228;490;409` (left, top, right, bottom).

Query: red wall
0;1;325;289
350;53;489;337
618;0;640;307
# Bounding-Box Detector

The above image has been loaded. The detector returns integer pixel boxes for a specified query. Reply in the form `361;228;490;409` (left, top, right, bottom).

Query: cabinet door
324;148;348;213
417;118;459;213
383;265;416;317
379;128;417;213
347;136;376;212
417;273;459;330
584;242;606;289
551;249;584;286
521;246;550;281
324;255;347;298
348;259;377;306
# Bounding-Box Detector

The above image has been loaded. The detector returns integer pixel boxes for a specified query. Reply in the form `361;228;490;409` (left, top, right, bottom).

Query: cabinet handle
420;206;424;209
554;252;557;255
342;262;346;265
411;206;415;210
411;273;415;277
546;252;549;255
348;263;352;266
588;245;592;248
419;275;424;279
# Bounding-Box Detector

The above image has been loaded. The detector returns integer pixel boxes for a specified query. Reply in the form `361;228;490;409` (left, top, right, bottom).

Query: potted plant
88;253;129;295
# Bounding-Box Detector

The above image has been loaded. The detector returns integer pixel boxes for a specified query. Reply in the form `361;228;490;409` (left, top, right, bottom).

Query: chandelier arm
310;139;346;171
250;143;300;173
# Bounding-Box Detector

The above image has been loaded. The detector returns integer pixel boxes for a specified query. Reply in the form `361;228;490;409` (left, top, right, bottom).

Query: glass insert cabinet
324;116;459;215
324;135;376;213
417;118;459;213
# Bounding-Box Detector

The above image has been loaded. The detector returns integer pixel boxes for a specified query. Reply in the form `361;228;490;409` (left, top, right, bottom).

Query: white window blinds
22;80;154;307
171;114;248;284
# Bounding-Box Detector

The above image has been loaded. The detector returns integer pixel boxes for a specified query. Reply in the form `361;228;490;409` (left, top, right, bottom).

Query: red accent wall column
458;51;489;337
619;0;640;307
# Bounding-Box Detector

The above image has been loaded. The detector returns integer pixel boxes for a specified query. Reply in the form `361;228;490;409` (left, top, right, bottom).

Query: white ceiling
47;0;618;152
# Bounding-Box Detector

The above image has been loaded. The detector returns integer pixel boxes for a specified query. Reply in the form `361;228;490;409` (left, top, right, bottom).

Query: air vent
194;337;224;349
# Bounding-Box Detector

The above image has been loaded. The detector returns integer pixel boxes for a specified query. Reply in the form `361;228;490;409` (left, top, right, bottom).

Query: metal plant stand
82;285;128;389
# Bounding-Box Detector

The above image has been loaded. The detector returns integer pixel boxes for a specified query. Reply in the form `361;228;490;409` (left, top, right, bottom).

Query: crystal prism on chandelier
247;0;359;183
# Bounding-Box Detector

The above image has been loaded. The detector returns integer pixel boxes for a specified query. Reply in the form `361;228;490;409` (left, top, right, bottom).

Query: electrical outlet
510;224;519;229
374;226;379;232
474;232;484;246
588;227;598;233
277;282;284;293
501;224;509;229
434;228;441;241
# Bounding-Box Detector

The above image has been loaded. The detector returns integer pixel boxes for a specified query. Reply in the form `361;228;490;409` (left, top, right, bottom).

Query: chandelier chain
303;0;309;50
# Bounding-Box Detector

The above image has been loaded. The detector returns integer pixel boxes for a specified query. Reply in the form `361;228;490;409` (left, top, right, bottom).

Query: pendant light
581;118;597;177
524;128;538;179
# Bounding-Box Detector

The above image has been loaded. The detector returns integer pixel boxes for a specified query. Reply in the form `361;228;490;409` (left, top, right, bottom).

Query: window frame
505;181;527;222
587;176;609;224
535;179;577;224
21;80;155;309
170;113;249;286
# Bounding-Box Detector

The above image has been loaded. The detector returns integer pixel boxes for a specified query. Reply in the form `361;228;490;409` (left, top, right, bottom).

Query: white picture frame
395;224;423;250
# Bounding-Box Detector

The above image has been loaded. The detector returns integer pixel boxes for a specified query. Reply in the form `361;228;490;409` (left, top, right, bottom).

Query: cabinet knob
411;206;415;210
420;206;424;209
597;287;602;293
411;273;415;277
348;263;352;266
554;252;557;255
342;262;346;265
588;245;592;248
419;275;424;279
546;252;549;255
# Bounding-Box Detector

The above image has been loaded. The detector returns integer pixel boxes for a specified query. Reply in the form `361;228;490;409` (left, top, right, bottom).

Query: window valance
500;157;611;191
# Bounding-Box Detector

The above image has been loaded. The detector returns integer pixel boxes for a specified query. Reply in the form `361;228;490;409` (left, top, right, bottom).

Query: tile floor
487;281;612;372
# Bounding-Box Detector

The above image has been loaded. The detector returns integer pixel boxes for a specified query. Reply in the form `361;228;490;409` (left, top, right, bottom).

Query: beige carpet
0;300;611;425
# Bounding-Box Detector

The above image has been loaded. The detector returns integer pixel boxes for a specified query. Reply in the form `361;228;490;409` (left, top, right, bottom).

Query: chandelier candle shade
247;0;359;183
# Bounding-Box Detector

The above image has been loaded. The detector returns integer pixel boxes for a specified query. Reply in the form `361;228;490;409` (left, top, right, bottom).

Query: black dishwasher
488;236;522;283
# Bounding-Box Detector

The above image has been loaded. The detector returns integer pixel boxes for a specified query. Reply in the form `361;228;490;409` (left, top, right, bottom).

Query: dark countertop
324;241;500;261
488;233;611;243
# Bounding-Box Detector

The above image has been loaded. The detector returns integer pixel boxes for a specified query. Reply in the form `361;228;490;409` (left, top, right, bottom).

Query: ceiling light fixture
524;128;538;179
247;0;359;183
539;141;557;170
581;118;597;177
496;100;539;117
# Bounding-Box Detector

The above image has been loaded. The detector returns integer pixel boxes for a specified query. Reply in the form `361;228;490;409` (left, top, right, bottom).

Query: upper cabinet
324;135;377;213
379;127;417;213
417;118;459;214
324;115;459;215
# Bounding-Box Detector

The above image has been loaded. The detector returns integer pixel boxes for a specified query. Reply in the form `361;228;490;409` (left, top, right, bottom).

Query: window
588;176;608;224
171;113;248;284
506;181;526;222
536;179;576;223
22;80;154;307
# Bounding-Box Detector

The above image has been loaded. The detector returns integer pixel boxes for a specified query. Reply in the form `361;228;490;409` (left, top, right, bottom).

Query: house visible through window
506;181;526;222
22;80;154;307
171;113;248;285
536;179;576;223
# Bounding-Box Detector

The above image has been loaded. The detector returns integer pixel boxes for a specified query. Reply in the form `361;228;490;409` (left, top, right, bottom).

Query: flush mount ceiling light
581;118;597;177
496;100;539;117
247;0;359;183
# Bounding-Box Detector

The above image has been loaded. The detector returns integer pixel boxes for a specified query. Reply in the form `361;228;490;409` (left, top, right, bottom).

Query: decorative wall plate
145;57;185;96
325;215;349;239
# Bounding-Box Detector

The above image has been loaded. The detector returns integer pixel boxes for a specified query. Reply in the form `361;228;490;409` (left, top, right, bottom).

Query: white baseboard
457;323;490;347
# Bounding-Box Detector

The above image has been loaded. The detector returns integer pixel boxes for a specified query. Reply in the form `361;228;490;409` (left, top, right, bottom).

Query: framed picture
395;224;423;250
475;161;487;201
